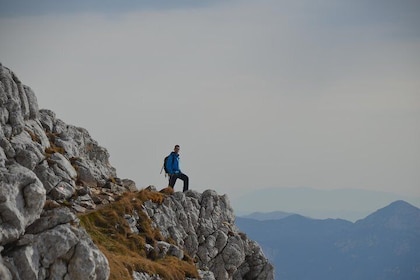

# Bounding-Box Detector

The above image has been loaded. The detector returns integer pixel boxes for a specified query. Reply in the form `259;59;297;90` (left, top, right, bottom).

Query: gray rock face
0;247;12;280
143;190;274;279
0;64;112;279
0;64;122;211
0;163;45;245
4;221;109;280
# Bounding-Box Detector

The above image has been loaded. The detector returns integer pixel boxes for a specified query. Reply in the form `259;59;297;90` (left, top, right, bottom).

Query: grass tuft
44;132;65;158
160;187;174;196
79;189;198;280
25;128;41;143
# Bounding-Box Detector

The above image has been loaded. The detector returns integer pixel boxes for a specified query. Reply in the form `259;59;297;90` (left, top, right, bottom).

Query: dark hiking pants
169;173;189;192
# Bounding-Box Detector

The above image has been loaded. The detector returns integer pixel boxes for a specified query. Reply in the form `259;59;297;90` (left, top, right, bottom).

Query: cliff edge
0;63;273;279
143;188;274;279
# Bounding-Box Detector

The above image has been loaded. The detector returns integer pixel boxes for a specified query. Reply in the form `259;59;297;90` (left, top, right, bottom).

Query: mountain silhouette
236;200;420;280
355;200;420;231
232;187;420;221
241;210;295;221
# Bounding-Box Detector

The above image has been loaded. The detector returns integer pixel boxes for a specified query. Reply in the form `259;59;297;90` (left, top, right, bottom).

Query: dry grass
25;128;41;144
79;189;198;280
43;200;60;210
160;187;175;196
45;132;65;157
45;145;65;155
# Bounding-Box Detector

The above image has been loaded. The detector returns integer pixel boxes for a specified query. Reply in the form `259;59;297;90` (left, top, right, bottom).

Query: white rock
143;190;274;279
50;152;77;179
0;164;45;245
0;64;112;280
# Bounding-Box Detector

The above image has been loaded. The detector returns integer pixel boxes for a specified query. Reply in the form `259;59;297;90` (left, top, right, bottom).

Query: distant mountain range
236;200;420;280
232;187;420;221
241;210;295;221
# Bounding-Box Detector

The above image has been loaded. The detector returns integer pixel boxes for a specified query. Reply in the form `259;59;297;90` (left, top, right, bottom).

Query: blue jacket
166;152;180;174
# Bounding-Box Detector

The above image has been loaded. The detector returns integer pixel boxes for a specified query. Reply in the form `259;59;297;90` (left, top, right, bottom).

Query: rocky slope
143;188;274;279
0;63;274;280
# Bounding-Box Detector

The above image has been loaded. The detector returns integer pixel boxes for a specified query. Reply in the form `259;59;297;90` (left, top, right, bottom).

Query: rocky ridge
0;63;274;279
143;188;274;279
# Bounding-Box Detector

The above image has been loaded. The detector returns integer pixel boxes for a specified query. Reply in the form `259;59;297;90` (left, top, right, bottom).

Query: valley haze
236;200;420;280
233;187;420;222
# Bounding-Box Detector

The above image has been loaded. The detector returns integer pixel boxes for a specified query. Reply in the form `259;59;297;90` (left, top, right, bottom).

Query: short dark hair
174;145;180;149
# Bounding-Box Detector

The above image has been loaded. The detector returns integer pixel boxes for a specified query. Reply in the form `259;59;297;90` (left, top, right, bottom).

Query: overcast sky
1;0;419;206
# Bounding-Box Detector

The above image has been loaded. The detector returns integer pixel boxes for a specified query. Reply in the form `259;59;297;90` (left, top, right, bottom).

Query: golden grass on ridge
79;189;198;280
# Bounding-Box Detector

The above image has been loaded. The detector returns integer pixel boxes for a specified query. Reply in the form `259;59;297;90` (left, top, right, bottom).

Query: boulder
4;224;109;280
123;178;138;192
0;164;45;245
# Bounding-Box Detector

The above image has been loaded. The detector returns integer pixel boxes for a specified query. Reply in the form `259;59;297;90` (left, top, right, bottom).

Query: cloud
0;0;419;199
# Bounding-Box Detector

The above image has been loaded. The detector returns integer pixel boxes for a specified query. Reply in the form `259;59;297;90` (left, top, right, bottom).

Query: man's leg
179;173;189;192
168;174;177;188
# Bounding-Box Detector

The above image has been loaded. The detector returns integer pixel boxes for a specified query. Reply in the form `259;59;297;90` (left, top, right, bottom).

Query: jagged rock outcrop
143;188;274;280
0;63;119;279
0;63;274;279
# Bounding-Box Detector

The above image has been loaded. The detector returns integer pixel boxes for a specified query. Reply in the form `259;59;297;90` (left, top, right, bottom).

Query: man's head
174;145;180;154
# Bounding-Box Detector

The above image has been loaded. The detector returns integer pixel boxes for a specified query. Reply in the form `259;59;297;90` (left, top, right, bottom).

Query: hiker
165;145;189;192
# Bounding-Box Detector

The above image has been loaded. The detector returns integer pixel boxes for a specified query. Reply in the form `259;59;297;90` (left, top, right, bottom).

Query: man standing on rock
166;145;189;192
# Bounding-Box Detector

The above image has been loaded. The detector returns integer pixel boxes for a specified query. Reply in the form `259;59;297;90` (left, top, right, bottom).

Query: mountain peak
356;200;420;231
388;199;418;209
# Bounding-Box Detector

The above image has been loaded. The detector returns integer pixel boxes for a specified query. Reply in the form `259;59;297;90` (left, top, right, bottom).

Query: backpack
161;154;173;176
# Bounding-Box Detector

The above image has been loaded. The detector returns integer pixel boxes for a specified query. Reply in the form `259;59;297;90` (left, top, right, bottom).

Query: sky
1;0;419;213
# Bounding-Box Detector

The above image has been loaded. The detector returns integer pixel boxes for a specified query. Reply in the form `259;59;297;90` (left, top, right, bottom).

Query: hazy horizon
232;186;420;222
1;0;419;214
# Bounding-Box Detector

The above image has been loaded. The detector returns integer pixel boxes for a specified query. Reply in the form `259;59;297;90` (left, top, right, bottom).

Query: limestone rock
124;212;140;234
0;65;35;135
3;224;109;280
0;63;114;279
0;247;12;280
156;241;184;260
123;178;138;192
198;270;216;280
0;63;274;279
67;230;110;280
133;272;162;280
0;163;45;246
25;207;76;235
143;190;274;279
